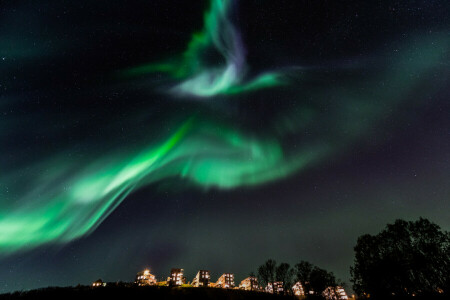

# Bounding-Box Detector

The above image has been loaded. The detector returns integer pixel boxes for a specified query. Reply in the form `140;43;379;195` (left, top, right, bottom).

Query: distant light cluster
91;267;349;299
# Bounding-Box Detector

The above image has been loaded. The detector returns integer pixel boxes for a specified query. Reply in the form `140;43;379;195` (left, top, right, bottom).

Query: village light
135;269;156;286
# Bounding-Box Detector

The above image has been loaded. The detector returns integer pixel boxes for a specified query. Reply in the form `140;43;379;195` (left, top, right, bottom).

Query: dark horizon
1;0;449;294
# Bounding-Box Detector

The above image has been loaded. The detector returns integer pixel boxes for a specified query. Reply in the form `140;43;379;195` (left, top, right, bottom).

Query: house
169;268;185;286
192;270;210;287
265;282;283;294
216;273;235;288
322;286;349;300
91;279;105;287
292;281;305;296
239;276;259;291
135;269;156;286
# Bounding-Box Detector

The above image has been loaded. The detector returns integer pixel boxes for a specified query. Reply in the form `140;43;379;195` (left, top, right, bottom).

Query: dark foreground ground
0;286;295;300
1;286;449;300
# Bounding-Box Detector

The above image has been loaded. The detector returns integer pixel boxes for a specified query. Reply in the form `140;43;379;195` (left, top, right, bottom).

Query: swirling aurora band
0;118;327;254
0;0;448;254
122;0;282;97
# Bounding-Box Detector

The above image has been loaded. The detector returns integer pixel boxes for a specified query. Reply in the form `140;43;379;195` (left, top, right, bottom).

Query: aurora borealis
123;0;282;97
1;0;450;293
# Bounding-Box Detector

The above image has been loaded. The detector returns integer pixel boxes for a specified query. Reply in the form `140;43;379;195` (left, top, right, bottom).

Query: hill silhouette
0;286;296;300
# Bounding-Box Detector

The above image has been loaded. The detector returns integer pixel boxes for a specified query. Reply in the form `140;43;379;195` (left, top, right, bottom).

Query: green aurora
122;0;282;97
0;117;328;254
0;0;449;255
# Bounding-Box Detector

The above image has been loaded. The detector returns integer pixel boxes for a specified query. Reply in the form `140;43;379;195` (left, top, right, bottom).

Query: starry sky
1;0;449;293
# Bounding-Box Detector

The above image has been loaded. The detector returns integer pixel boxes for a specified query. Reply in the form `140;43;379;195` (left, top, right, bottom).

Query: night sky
1;0;449;293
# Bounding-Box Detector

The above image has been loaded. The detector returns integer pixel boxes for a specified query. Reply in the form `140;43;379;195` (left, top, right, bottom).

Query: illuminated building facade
336;286;349;299
265;282;283;294
192;270;210;287
322;286;349;300
169;268;184;286
135;269;156;286
239;276;259;291
216;273;235;288
292;281;305;296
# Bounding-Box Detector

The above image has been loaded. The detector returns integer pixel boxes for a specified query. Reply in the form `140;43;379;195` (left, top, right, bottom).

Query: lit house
216;273;235;288
322;286;349;300
169;268;184;286
92;279;105;287
239;276;259;291
192;270;210;287
265;282;283;294
336;286;349;299
292;281;305;296
135;269;156;286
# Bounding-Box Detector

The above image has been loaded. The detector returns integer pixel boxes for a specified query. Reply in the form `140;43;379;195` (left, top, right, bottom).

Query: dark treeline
255;259;344;297
254;217;449;299
350;218;449;299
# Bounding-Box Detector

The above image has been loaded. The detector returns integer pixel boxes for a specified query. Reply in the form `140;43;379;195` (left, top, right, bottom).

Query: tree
294;260;337;296
309;267;336;295
351;218;450;298
295;261;314;293
276;263;294;295
258;259;276;293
